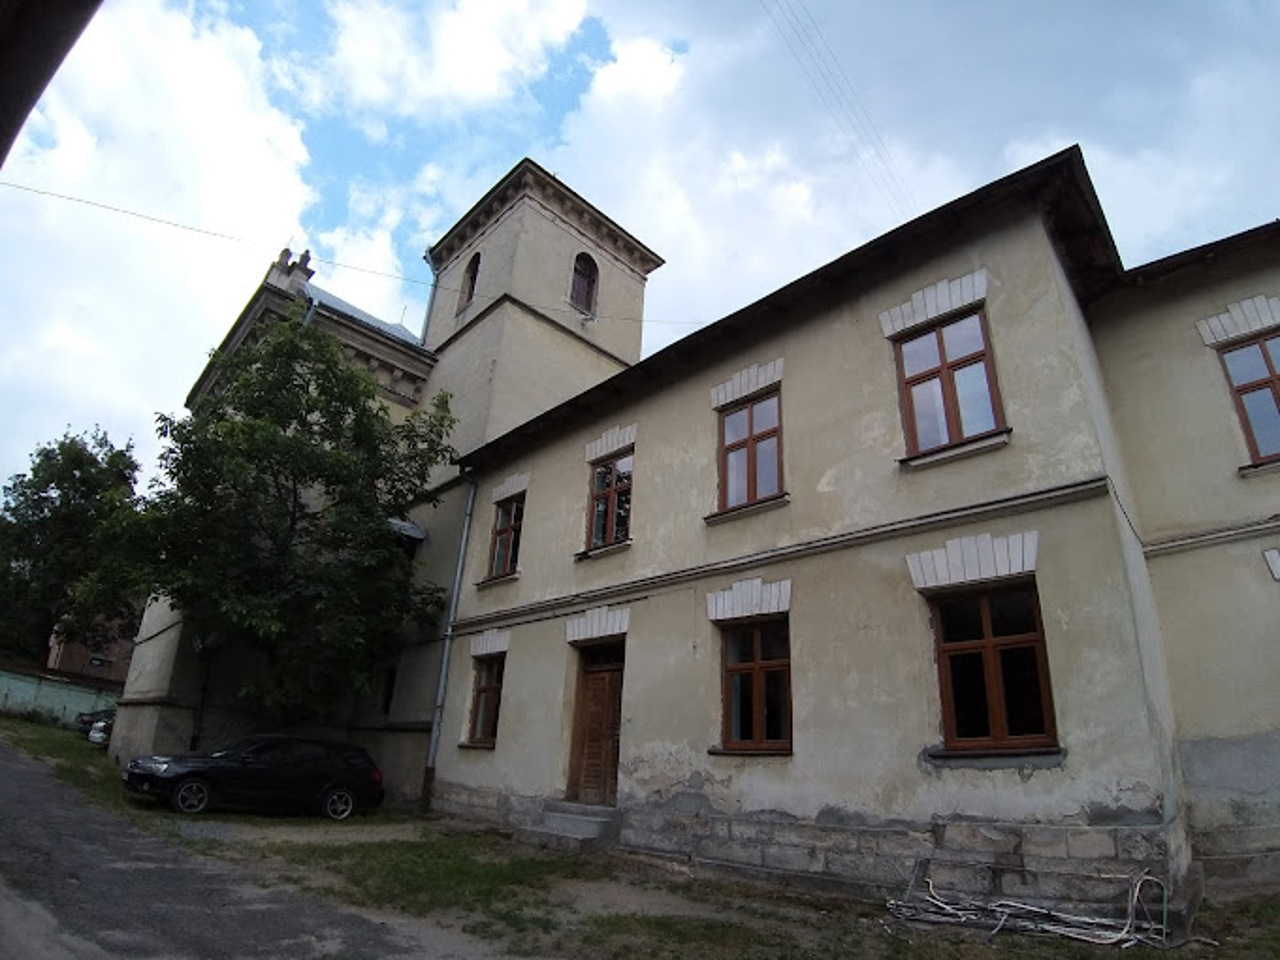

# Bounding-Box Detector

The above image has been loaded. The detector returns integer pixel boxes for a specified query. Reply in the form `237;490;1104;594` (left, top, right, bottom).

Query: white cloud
547;27;969;355
285;0;587;126
0;0;313;481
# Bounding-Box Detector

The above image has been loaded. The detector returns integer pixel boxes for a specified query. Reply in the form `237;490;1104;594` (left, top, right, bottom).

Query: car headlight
138;760;170;774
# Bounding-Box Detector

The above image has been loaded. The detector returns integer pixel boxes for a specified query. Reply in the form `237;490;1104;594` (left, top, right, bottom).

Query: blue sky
1;0;1277;483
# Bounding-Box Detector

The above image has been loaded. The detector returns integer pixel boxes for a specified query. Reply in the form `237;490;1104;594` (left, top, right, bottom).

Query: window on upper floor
894;312;1006;456
468;653;505;746
1219;332;1280;464
721;617;791;753
719;391;782;510
588;451;633;550
457;252;480;314
570;253;598;315
487;495;523;579
930;583;1057;753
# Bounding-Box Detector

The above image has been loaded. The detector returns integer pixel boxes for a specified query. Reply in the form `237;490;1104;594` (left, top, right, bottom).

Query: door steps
513;800;621;851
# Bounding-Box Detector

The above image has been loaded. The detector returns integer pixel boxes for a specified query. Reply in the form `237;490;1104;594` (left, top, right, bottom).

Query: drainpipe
422;470;477;807
420;251;438;347
300;294;318;327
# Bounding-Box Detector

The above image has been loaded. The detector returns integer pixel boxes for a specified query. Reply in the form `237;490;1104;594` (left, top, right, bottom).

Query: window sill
898;429;1012;471
574;539;633;562
476;571;519;589
707;746;793;757
704;492;790;526
1238;458;1280;478
457;741;495;751
922;745;1065;770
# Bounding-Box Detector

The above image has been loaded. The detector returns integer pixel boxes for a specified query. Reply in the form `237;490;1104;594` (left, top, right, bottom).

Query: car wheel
171;777;212;815
321;786;356;822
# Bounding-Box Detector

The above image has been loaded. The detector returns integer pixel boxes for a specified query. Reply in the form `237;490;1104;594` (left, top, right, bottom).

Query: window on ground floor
721;617;791;752
469;654;505;746
930;583;1057;752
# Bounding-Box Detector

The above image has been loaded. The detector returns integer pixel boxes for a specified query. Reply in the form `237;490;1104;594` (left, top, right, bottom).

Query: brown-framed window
931;584;1057;753
1219;332;1280;464
895;311;1005;455
588;451;633;549
487;495;523;579
570;252;598;314
721;618;791;752
468;654;505;745
457;252;480;314
719;391;782;510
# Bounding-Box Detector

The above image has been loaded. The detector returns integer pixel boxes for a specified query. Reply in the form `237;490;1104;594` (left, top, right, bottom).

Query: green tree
0;429;143;664
148;313;456;719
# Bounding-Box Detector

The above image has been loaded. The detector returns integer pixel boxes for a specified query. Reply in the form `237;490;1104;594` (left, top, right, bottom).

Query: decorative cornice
706;578;792;622
428;159;663;277
469;629;510;657
586;424;637;463
905;531;1038;592
566;605;630;643
1144;517;1280;558
1195;293;1280;347
453;476;1108;634
710;358;784;409
879;268;988;339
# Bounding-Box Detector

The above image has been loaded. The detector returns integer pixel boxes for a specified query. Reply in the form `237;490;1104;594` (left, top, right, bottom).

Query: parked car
74;708;115;735
122;734;385;821
88;716;114;746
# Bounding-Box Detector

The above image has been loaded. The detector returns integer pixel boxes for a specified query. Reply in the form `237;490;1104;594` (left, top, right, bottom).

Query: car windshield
207;737;261;758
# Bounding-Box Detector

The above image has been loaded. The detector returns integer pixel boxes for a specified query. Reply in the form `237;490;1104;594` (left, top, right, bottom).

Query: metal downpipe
423;471;477;806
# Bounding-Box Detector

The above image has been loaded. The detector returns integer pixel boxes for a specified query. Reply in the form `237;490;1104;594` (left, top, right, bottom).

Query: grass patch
265;830;610;917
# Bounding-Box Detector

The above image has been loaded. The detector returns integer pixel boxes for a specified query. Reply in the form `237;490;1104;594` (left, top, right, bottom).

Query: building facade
117;149;1279;910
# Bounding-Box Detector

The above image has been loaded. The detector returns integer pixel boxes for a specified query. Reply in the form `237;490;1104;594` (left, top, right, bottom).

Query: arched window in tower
457;252;480;314
570;252;599;315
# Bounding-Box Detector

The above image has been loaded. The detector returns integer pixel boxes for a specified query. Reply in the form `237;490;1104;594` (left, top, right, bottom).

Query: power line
758;0;917;220
0;179;706;328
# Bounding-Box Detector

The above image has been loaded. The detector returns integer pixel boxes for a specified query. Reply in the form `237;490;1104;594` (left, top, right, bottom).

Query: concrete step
513;826;595;851
543;811;612;838
542;800;618;820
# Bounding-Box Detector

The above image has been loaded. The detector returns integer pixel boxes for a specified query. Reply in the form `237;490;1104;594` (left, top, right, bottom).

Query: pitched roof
458;145;1121;471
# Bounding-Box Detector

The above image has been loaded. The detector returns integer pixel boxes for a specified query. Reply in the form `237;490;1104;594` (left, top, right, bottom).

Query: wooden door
570;643;624;806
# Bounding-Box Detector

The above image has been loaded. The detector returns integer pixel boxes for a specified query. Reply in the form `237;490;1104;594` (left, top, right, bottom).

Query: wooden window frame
586;450;634;550
894;310;1007;457
570;253;598;314
720;617;792;754
718;390;784;511
486;494;524;580
930;583;1058;754
457;252;480;314
1217;331;1280;466
468;653;505;746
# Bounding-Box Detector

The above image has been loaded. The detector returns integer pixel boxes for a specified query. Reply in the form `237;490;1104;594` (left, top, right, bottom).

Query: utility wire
759;0;916;220
0;179;706;327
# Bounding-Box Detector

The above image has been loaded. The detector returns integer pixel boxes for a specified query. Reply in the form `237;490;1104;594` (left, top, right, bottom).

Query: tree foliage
0;430;143;663
147;313;456;719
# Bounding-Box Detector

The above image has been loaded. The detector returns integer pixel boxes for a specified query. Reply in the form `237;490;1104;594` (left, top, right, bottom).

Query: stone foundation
435;780;1195;914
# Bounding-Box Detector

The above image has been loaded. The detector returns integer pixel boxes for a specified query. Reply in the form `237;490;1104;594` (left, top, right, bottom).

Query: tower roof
426;158;664;277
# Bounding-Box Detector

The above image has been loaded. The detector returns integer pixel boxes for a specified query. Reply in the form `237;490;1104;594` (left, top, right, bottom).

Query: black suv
123;735;385;821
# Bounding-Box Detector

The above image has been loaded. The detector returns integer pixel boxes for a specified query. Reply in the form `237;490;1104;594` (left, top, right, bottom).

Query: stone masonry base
432;780;1196;917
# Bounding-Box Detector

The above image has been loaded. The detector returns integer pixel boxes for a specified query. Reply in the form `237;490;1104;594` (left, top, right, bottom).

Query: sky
1;0;1277;486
